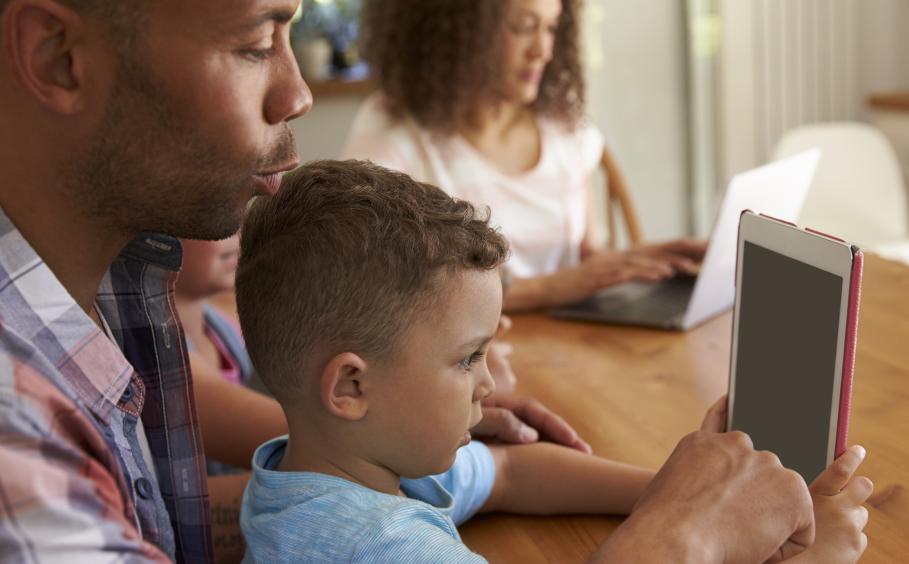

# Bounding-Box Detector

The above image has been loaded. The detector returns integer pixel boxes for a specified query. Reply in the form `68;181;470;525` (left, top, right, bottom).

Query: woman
343;0;705;312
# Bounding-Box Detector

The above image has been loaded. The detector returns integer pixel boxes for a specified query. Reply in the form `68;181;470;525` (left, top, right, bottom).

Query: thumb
700;395;728;432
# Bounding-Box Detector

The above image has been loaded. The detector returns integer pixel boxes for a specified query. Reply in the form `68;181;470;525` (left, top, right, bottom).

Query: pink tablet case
835;246;863;457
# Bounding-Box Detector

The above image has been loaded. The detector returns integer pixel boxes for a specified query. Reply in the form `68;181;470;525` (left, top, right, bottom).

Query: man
0;0;823;562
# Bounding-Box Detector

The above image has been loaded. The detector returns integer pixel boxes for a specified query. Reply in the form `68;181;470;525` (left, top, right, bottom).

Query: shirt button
135;477;153;500
121;383;134;403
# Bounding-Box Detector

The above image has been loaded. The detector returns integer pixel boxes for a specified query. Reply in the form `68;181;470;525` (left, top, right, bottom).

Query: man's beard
65;52;297;242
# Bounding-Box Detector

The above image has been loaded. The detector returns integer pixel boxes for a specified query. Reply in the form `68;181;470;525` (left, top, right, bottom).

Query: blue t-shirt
241;436;495;563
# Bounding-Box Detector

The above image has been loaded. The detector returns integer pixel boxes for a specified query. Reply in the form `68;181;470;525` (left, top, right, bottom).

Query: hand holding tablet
722;211;871;562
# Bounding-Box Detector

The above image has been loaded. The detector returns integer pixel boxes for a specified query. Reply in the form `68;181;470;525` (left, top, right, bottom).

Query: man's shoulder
0;324;66;419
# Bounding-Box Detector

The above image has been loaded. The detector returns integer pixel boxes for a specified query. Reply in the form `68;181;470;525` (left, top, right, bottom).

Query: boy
234;160;870;563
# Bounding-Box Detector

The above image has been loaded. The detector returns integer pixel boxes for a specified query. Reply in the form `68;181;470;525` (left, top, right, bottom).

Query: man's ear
2;0;91;114
319;352;370;421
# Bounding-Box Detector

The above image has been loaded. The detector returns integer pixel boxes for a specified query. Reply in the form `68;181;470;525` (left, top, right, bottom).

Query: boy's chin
401;453;459;479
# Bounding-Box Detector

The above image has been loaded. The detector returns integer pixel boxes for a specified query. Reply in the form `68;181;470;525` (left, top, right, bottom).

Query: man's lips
252;162;299;196
252;172;283;196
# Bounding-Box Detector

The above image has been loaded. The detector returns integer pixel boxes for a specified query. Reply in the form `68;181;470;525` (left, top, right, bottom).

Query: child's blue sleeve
433;441;496;526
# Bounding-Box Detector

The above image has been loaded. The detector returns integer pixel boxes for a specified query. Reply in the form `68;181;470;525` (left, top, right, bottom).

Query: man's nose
265;48;313;125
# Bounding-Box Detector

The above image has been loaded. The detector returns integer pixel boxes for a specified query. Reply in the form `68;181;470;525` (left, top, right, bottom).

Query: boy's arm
480;442;655;515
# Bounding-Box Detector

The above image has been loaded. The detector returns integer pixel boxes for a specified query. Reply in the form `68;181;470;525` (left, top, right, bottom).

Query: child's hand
776;445;872;564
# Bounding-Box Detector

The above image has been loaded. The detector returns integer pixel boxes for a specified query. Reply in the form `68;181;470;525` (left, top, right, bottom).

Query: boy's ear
319;352;369;421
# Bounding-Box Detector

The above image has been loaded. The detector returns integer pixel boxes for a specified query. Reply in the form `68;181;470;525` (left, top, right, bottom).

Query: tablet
727;211;863;483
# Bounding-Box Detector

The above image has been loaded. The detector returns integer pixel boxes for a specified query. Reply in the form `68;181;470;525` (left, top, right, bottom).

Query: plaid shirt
0;209;212;563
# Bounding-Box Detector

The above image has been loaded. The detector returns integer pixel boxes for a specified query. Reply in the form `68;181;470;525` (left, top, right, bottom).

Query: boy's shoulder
241;437;490;563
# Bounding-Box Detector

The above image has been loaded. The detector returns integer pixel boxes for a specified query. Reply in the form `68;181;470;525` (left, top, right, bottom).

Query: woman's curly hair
360;0;585;133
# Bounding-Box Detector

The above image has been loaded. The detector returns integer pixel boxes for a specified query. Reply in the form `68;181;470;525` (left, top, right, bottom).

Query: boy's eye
458;351;486;371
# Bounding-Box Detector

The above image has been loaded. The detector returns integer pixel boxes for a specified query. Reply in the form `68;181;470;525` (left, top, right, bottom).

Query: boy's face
366;269;502;478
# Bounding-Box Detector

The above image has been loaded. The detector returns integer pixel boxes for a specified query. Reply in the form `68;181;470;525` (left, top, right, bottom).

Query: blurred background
289;0;909;250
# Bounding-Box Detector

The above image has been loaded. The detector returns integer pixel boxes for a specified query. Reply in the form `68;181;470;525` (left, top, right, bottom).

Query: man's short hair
0;0;143;39
236;159;509;398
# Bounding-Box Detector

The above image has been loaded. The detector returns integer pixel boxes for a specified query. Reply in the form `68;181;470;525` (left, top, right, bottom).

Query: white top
342;94;605;278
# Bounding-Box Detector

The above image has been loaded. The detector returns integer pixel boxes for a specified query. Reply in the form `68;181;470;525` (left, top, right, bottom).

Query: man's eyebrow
241;8;296;30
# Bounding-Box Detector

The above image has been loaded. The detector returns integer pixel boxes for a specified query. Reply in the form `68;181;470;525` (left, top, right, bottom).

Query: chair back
772;122;908;247
600;145;643;250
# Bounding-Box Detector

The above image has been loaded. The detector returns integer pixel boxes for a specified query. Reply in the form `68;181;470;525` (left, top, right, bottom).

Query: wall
717;0;909;185
291;93;367;162
585;0;692;240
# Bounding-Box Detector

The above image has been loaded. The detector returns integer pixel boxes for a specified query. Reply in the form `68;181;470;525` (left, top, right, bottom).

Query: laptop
549;149;821;330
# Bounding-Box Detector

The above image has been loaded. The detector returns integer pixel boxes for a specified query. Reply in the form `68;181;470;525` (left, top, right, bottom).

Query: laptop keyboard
593;275;697;318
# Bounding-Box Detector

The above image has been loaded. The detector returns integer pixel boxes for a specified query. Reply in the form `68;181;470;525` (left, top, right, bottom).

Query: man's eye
241;46;276;61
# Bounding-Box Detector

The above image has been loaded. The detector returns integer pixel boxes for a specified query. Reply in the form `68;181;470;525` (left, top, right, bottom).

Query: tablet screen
731;241;844;482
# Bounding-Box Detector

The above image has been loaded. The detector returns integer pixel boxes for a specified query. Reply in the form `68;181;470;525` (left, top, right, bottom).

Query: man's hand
474;394;593;454
699;395;872;563
593;430;814;564
700;394;729;432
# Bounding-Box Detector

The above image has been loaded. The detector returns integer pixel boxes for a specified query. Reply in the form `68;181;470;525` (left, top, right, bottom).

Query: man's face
69;0;310;241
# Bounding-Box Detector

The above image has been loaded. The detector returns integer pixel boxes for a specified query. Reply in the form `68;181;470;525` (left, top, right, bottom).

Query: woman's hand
541;251;673;306
503;238;708;311
474;394;592;454
542;238;705;306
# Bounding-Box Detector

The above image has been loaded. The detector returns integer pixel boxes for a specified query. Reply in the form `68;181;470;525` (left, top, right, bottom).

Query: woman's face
501;0;563;105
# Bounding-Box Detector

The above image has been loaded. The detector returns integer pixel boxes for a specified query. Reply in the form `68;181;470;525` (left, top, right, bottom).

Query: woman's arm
190;352;288;468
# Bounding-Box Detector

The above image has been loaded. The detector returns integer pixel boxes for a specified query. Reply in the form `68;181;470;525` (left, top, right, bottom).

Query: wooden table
460;254;909;563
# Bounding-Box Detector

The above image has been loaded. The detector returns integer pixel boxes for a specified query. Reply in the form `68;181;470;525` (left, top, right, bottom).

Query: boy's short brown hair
236;159;509;396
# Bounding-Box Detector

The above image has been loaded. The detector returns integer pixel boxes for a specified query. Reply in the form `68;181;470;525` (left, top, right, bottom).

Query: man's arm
587;430;815;564
207;473;250;564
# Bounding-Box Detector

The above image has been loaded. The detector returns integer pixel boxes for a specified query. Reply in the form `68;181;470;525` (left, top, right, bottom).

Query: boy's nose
475;364;496;401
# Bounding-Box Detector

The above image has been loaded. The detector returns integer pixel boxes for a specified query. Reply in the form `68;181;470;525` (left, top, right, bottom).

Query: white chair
772;122;909;253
